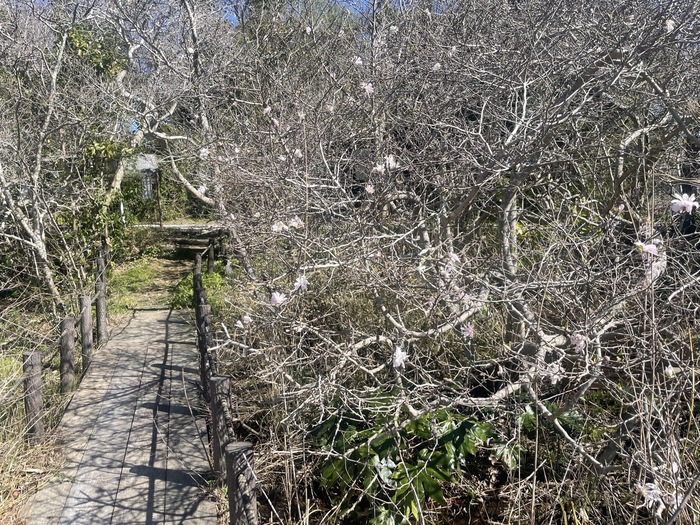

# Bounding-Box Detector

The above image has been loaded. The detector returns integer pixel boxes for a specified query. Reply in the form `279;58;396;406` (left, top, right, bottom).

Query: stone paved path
26;309;216;524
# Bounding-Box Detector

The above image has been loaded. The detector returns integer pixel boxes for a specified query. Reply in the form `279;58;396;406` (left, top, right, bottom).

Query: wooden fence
22;251;109;444
193;252;258;525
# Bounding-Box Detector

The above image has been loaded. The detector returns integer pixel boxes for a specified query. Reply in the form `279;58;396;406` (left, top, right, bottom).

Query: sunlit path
26;309;216;525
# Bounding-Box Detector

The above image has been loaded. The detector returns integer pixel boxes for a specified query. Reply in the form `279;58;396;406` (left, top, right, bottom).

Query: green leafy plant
316;405;495;524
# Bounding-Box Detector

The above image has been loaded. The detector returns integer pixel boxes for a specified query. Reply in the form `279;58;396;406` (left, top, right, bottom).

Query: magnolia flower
289;216;304;229
461;323;474;339
384;155;399;170
392;345;408;369
371;163;386;175
272;221;289;233
665;19;676;33
360;81;374;97
664;364;676;378
293;275;309;292
570;333;588;352
634;241;659;257
270;292;287;307
671;193;698;214
352;56;363;66
636;482;665;517
543;362;565;385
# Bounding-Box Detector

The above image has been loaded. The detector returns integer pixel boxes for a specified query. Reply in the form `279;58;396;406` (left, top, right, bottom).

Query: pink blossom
634;241;659;257
242;314;253;324
360;81;374;97
270;292;287;307
461;323;474;339
671;193;698;214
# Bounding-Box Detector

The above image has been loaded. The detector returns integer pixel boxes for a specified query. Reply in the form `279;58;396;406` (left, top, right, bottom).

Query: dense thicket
1;1;700;523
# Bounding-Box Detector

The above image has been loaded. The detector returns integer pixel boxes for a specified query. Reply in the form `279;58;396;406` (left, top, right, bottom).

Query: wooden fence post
22;351;44;443
79;295;93;373
60;315;75;394
194;254;203;306
208;241;215;275
197;303;213;399
225;442;257;525
209;376;231;479
95;255;108;345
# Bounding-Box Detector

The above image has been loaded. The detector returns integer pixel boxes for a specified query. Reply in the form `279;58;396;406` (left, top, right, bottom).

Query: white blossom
570;333;588;352
431;62;442;71
289;216;304;229
235;320;244;329
361;81;374;97
664;364;676;378
293;275;309;292
671;193;698;214
199;147;210;159
665;19;676;33
270;292;288;307
392;345;409;369
293;148;303;159
262;106;272;115
272;221;289;233
242;314;253;324
389;25;398;34
365;183;375;194
636;482;665;518
197;185;207;195
542;362;565;385
371;163;386;175
352;56;363;66
384;155;399;170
